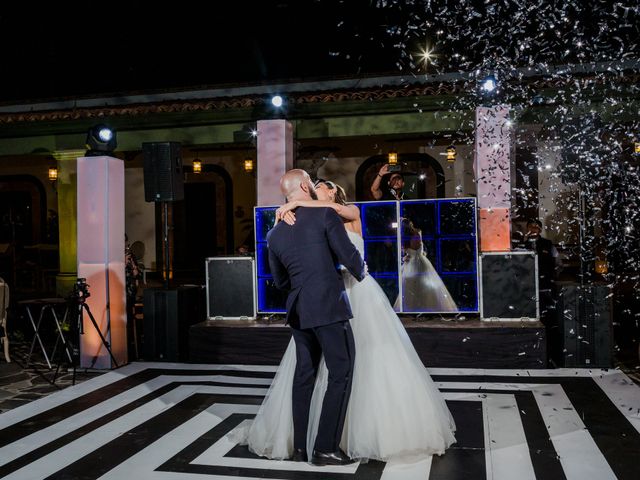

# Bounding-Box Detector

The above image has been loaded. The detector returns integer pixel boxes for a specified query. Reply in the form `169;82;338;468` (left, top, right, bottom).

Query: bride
394;217;458;312
244;180;456;462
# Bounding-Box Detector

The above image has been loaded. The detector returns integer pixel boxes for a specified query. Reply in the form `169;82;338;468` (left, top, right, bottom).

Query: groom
267;169;366;466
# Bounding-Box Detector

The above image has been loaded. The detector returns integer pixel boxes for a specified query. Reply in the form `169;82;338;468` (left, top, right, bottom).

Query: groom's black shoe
291;448;307;462
311;449;355;466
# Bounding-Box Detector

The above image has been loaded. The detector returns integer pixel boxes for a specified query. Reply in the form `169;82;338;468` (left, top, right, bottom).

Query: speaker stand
162;201;171;290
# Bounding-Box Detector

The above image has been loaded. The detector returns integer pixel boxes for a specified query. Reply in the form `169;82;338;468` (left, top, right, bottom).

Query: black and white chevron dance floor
0;363;639;480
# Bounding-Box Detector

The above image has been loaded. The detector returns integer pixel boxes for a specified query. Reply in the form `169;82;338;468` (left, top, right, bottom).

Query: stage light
192;159;202;174
98;127;113;142
244;158;255;173
388;150;398;165
48;166;58;181
481;75;497;93
86;124;117;156
271;95;283;108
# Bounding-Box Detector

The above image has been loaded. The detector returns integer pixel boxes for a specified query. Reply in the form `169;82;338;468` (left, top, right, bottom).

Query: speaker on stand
143;286;203;361
142;142;184;202
557;283;612;367
141;142;193;360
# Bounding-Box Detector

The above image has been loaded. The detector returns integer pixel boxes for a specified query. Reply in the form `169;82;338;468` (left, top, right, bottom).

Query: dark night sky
0;1;636;104
0;1;400;103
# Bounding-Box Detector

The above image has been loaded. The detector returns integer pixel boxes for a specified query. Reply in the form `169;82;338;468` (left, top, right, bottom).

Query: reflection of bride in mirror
394;218;458;312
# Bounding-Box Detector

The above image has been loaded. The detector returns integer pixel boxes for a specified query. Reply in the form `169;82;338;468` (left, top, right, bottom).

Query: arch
0;174;48;244
160;163;236;282
183;163;234;252
355;153;446;201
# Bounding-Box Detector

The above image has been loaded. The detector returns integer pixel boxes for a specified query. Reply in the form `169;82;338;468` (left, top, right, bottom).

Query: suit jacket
267;207;365;329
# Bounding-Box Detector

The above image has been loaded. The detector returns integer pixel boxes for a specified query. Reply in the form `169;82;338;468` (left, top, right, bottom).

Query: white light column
256;119;294;206
474;105;512;252
77;155;127;369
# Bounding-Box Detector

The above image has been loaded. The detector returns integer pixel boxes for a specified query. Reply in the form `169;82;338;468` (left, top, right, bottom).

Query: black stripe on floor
0;367;274;446
561;378;640;480
42;393;264;480
0;381;266;477
515;392;567;480
429;400;485;480
159;413;386;480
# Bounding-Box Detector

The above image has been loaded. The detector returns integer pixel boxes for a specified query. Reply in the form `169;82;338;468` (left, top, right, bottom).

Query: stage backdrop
255;198;479;314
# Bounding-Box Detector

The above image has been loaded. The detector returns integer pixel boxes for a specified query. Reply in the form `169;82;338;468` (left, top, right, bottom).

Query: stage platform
189;318;547;368
1;362;638;479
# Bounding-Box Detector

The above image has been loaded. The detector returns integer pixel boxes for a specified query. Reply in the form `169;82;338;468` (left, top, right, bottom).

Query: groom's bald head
280;169;317;201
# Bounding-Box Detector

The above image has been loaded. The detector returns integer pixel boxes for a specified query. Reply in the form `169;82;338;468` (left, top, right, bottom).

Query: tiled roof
0;73;636;125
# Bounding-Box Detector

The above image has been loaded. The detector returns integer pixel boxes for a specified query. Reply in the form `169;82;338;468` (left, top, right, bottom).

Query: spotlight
271;95;283;108
481;75;497;93
98;127;113;142
86;124;117;156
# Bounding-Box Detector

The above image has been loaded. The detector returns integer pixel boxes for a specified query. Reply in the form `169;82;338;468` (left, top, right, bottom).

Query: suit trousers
290;320;356;453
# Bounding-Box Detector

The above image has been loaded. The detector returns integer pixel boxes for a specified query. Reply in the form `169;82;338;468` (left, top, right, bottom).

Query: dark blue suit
267;207;365;453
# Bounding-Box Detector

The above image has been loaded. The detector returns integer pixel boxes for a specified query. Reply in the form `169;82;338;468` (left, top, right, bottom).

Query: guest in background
524;219;561;291
125;234;141;359
236;244;251;256
524;218;562;366
371;164;405;200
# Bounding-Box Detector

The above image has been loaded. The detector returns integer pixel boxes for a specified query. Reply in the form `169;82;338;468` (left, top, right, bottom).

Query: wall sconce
595;258;608;275
244;158;255;173
192;159;202;174
446;145;457;163
388;150;398;165
48;166;59;181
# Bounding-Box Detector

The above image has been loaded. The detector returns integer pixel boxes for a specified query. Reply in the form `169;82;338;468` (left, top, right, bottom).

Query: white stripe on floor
532;384;617;480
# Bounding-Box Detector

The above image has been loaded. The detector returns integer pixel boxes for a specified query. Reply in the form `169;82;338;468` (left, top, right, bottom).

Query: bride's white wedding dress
393;244;459;312
243;230;456;461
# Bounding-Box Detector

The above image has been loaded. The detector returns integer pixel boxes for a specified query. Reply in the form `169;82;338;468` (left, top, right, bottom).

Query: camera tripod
53;281;119;385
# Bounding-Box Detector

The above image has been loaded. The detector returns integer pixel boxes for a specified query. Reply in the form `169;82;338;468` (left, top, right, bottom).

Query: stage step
189;318;546;368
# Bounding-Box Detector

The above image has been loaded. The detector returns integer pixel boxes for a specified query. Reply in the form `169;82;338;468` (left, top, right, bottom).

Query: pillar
53;150;84;296
474;105;512;251
77;155;127;368
256;119;294;206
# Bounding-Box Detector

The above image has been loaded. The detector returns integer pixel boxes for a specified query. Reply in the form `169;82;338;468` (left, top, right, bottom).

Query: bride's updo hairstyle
321;180;347;206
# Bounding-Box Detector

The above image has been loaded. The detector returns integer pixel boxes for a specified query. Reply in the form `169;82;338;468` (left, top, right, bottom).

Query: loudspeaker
480;251;539;321
558;283;612;367
143;286;203;361
206;257;256;319
142;142;184;202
